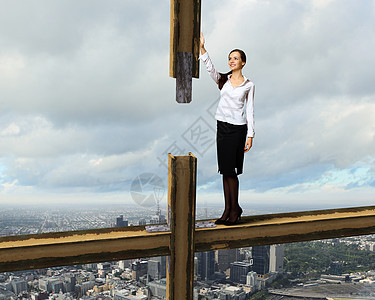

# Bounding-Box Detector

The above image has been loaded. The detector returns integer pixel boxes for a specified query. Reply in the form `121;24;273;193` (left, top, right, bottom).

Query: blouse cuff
199;52;209;61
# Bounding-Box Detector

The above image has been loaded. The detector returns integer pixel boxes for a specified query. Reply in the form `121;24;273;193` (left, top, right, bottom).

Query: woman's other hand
200;32;206;55
244;137;253;153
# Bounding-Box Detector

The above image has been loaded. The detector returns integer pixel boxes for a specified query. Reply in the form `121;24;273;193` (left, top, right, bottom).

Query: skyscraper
116;215;128;227
251;245;270;275
230;262;251;284
196;251;215;281
215;248;239;272
269;244;284;273
148;256;166;280
246;271;258;289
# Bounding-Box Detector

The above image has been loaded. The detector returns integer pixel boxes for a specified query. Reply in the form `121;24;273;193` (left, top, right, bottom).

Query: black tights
219;174;242;222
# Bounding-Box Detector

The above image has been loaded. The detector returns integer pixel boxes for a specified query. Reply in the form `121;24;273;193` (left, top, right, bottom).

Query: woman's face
228;51;245;71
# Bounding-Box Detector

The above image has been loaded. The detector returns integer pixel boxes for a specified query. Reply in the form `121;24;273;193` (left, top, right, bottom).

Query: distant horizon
1;199;369;213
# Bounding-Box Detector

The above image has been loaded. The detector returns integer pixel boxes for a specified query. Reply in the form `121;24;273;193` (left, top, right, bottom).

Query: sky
0;0;374;211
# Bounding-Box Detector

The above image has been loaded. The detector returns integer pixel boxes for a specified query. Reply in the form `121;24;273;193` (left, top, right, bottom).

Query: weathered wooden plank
170;0;201;103
195;210;375;252
170;0;200;78
167;153;197;300
2;206;375;273
0;226;170;272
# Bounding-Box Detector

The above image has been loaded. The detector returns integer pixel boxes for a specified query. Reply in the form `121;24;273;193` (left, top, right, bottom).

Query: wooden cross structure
1;2;375;299
170;0;201;103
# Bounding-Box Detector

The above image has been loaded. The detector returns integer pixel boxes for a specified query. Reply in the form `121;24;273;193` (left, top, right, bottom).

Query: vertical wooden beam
170;0;201;103
167;153;197;300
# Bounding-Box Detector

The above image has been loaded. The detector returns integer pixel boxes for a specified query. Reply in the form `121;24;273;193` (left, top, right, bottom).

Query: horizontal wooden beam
0;226;171;272
195;205;375;252
1;205;375;272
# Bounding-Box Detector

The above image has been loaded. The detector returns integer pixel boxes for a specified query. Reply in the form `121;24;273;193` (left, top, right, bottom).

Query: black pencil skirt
216;120;247;176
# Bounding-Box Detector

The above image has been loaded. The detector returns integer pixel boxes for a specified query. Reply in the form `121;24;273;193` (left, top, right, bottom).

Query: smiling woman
199;32;255;225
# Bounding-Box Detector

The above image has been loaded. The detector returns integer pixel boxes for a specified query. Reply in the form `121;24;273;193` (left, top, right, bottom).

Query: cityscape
1;205;375;299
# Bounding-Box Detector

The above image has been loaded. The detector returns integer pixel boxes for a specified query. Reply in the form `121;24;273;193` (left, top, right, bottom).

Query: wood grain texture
170;0;201;79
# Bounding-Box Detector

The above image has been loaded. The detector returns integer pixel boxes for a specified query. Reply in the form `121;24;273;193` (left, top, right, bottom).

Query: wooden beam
170;0;201;78
0;226;170;272
1;206;375;273
167;153;197;300
195;206;375;252
170;0;201;103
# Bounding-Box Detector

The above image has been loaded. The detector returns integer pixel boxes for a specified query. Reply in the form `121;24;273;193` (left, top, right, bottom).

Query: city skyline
2;205;375;298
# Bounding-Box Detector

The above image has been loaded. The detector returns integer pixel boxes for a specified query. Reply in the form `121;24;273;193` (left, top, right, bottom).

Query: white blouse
200;51;255;138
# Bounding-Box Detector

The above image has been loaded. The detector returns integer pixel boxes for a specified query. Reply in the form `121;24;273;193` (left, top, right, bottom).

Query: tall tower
215;249;239;272
196;251;215;281
251;245;270;275
115;215;128;227
269;244;284;273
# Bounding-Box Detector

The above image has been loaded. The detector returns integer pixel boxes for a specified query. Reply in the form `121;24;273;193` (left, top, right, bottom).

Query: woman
200;32;255;226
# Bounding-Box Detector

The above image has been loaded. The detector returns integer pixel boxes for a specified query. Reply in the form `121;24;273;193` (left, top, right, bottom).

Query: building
0;289;16;299
138;219;147;226
119;260;131;271
219;286;248;300
148;279;167;299
97;262;111;270
159;256;167;278
0;282;12;292
149;212;166;225
196;251;215;281
50;278;64;294
269;244;284;273
148;256;166;280
246;271;258;290
116;215;128;227
131;260;148;281
39;278;52;293
147;260;160;281
114;291;148;300
251;245;270;275
75;281;95;298
10;278;27;295
215;249;239;272
230;262;251;284
63;275;76;293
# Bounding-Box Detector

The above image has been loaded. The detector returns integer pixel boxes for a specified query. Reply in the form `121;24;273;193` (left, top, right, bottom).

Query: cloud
0;0;174;125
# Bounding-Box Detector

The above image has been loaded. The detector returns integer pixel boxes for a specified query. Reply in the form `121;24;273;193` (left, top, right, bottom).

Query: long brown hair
218;49;247;90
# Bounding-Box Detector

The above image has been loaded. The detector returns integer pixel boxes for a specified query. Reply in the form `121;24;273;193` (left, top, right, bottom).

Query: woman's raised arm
199;32;220;84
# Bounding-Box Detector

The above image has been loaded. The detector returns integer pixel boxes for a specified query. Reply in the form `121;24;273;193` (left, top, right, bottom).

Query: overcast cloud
0;0;374;211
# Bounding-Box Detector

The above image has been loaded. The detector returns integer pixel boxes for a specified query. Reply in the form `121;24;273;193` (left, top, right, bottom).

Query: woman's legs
218;174;242;223
217;175;232;222
223;174;242;223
